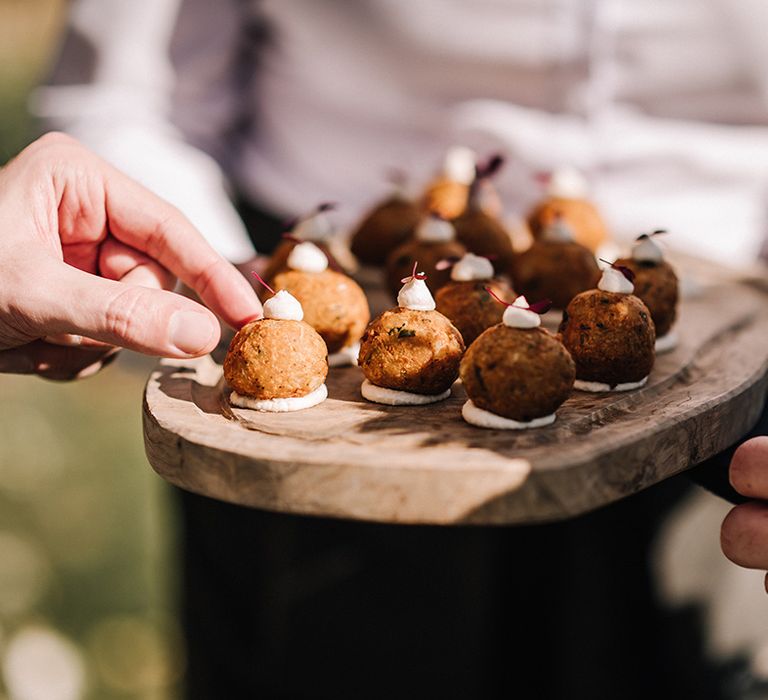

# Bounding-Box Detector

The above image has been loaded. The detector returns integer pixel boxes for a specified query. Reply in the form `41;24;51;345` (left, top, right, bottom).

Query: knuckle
37;131;76;147
26;132;79;163
103;286;149;342
145;215;174;261
193;258;224;300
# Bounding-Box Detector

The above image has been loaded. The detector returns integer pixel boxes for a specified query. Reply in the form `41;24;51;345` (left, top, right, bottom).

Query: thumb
35;263;221;357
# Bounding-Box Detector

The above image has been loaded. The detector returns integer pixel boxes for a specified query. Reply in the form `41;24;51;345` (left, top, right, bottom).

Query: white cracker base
462;400;556;430
328;342;360;368
655;332;678;354
361;379;451;406
574;376;648;393
230;384;328;412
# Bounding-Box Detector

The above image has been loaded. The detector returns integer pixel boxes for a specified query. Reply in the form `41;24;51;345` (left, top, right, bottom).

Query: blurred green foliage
0;2;183;698
0;0;61;162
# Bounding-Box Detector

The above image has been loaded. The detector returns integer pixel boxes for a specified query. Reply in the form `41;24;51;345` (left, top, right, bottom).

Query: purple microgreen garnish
615;265;635;282
401;261;428;284
325;248;344;273
484;288;551;315
636;228;668;241
528;299;553;315
475;154;505;180
251;270;276;296
599;258;635;283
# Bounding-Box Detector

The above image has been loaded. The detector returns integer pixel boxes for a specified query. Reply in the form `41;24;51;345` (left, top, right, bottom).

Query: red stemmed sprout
636;229;667;241
468;154;504;204
599;258;635;283
485;288;553;315
401;261;428;284
251;270;277;297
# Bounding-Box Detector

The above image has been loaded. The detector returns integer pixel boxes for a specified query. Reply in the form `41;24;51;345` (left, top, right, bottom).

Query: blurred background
0;2;184;698
2;0;768;698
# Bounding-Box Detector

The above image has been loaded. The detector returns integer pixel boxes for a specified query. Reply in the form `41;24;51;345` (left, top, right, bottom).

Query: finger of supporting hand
730;436;768;499
100;166;261;328
35;262;221;358
0;341;119;381
721;501;768;570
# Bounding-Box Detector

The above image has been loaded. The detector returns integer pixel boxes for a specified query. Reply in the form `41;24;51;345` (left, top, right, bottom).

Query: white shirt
33;0;768;265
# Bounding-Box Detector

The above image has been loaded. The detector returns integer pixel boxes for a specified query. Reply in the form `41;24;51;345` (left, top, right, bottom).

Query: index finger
98;159;262;329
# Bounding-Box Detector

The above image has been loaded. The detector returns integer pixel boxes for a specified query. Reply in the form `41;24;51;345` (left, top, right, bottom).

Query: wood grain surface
143;258;768;525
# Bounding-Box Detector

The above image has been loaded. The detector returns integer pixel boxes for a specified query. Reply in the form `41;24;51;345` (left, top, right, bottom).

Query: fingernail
169;311;217;355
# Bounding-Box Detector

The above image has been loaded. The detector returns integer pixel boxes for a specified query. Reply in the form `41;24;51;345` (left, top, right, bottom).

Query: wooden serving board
143;259;768;525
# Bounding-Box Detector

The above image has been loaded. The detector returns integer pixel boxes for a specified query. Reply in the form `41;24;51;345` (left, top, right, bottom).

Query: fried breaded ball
262;239;336;282
421;178;469;220
559;290;655;386
512;240;601;310
385;238;467;299
358;309;464;395
349;196;420;266
613;258;678;338
268;269;370;353
527;198;608;253
435;279;512;346
452;209;516;274
224;319;328;399
460;325;575;421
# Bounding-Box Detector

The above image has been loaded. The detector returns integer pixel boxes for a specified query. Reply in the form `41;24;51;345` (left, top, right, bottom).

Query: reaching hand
721;436;768;592
0;133;262;379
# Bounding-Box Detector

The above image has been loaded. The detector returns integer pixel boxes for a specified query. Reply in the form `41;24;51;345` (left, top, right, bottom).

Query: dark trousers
179;470;733;700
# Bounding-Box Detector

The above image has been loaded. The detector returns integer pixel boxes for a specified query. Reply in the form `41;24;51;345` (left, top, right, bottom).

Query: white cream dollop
397;276;436;311
287;241;329;273
230;384;327;412
263;290;304;321
444;146;477;185
361;379;450;406
451;253;494;282
598;268;634;294
547;166;589;199
542;217;575;243
415;216;455;243
502;296;541;329
462;400;556;430
292;211;334;241
574;377;647;393
632;235;664;263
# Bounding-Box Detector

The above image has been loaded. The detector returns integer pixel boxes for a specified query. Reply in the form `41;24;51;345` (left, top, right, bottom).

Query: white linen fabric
33;0;768;265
